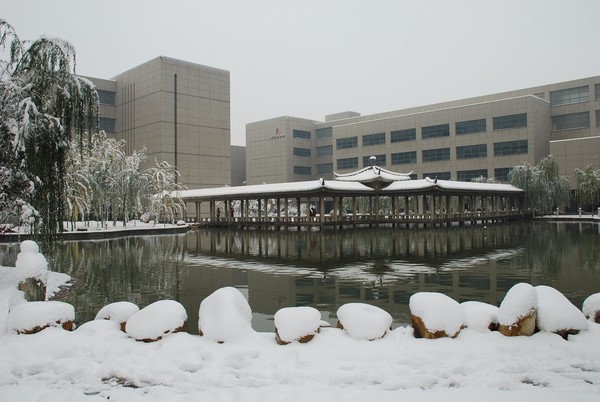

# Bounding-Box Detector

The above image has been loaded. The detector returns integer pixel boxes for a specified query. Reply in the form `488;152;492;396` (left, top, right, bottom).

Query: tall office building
88;56;231;189
246;76;600;188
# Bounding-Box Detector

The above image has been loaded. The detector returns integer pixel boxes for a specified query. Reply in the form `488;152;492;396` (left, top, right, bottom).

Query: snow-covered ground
1;242;600;402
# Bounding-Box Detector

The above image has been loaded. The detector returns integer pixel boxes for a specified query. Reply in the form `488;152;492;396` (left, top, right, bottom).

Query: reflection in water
1;222;599;332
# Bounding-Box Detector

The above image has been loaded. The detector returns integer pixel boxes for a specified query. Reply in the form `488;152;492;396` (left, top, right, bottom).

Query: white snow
95;301;139;323
125;300;187;341
1;256;600;401
14;240;48;283
409;292;465;337
7;301;74;333
198;286;254;342
498;282;538;326
274;306;321;343
336;302;393;340
582;293;600;320
535;285;588;333
461;301;499;332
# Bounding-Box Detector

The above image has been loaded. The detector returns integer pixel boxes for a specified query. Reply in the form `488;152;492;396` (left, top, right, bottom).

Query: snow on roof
177;176;522;201
334;165;412;183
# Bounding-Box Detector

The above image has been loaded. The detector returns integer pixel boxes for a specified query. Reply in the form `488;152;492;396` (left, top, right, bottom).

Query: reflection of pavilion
178;162;525;229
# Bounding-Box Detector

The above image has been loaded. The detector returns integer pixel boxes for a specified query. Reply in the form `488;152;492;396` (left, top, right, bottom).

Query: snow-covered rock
125;300;188;342
409;292;465;339
535;285;588;338
15;240;48;301
336;303;392;340
8;301;75;334
198;287;254;342
461;301;499;331
95;301;140;331
274;306;321;345
582;293;600;323
498;282;537;336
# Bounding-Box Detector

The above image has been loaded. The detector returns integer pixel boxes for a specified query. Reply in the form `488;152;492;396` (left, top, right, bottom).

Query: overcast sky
4;0;600;146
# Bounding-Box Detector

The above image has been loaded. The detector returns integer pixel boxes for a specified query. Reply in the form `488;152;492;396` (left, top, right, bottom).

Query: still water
1;222;599;332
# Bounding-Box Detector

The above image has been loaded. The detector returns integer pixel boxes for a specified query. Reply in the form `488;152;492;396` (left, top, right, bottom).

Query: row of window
423;168;514;181
335;113;527;149
334;140;528;168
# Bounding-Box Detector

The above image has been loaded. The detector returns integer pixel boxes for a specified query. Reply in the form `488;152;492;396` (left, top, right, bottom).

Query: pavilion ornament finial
333;161;412;191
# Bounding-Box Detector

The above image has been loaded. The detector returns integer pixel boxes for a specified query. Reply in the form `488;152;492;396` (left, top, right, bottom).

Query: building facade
88;56;231;190
246;76;600;188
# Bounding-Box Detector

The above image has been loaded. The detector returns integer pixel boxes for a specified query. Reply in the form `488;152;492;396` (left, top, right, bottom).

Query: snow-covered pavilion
178;163;525;229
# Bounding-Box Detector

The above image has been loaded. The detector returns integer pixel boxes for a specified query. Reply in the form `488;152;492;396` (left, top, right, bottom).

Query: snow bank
198;286;254;342
535;285;588;334
7;301;75;334
497;282;538;325
461;301;499;331
582;293;600;321
336;303;392;340
409;292;465;337
274;306;321;344
125;300;187;341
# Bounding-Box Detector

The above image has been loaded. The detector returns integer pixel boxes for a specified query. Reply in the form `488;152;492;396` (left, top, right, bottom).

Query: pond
1;221;599;333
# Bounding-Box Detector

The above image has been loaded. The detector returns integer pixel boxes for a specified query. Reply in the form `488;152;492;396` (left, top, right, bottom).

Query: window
317;163;333;174
337;157;358;170
362;132;386;146
293;129;311;139
455;119;486;135
422;123;450;139
293;147;311;157
336;136;358;149
97;89;115;105
391;151;417;165
457;169;488;182
316;145;333;157
456;144;487;159
294;166;311;175
494;140;528;156
423;172;451;180
494;167;512;182
550;86;589;106
316;127;332;139
596;110;600;127
99;117;115;133
391;128;416;142
493;113;527;130
422;148;450;162
551;112;590;131
363;154;386;167
596;84;600;101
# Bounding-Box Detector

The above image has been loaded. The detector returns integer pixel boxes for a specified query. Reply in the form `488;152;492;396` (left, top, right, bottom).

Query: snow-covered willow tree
574;165;600;212
508;155;570;214
0;20;98;241
65;132;186;227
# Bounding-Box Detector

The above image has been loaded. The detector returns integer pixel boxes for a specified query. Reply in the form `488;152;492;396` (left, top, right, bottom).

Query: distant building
246;76;600;188
230;145;246;186
88;56;231;190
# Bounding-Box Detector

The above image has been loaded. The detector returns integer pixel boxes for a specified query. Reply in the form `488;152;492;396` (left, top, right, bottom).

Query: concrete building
88;56;231;190
246;76;600;188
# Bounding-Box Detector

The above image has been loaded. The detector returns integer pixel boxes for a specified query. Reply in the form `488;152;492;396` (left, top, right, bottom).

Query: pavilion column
418;195;424;217
196;201;201;222
319;195;325;229
264;198;268;221
284;197;289;228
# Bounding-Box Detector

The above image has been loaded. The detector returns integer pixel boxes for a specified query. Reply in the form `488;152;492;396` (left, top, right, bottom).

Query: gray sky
4;0;600;146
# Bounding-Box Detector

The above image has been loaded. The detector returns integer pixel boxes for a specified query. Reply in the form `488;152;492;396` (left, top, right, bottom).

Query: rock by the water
125;300;188;342
95;301;140;331
336;303;392;340
409;292;465;339
274;306;321;345
498;283;538;337
8;301;75;334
